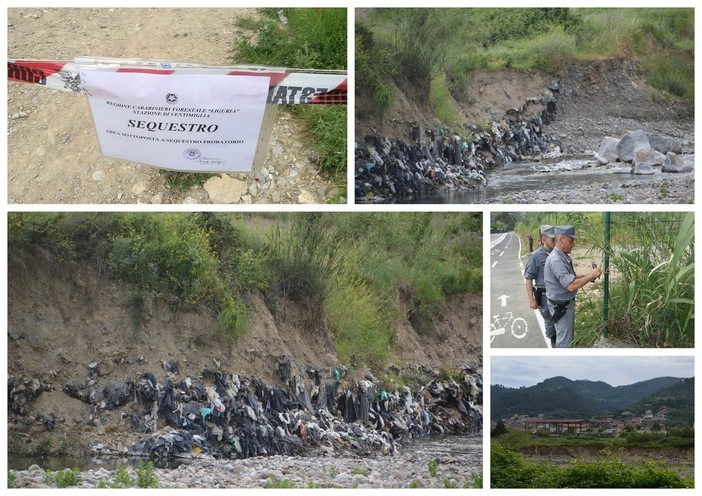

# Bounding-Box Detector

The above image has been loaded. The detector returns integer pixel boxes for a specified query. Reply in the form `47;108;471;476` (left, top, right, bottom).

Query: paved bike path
490;232;549;348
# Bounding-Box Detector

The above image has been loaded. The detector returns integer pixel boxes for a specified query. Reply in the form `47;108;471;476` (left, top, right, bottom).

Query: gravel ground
10;436;482;489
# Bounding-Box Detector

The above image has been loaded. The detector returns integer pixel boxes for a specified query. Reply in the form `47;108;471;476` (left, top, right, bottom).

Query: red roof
525;419;589;424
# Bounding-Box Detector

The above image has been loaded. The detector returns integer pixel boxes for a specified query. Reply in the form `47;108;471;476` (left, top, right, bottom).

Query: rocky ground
485;171;694;205
7;8;342;204
11;434;482;489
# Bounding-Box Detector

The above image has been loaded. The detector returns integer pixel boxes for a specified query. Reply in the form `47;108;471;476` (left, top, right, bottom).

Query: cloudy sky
492;356;694;388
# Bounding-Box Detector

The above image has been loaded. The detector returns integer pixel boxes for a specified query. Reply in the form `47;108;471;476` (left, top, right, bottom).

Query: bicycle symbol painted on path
490;312;528;343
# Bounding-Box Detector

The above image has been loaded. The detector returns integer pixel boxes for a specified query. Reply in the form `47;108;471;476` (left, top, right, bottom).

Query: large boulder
617;129;650;162
633;148;666;169
661;152;693;173
647;133;683;155
595;137;620;164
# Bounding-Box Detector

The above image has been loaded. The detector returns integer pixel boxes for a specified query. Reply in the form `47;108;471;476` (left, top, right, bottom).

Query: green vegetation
33;436;55;457
160;170;213;193
491;442;692;488
8;211;481;372
492;375;694;427
470;472;483;488
508;212;693;348
492;428;694;451
264;476;297;488
428;458;439;477
358;8;693;127
234;9;347;190
54;468;80;488
351;467;368;476
135;462;159;488
8;470;16;489
108;466;135;488
97;464;157;488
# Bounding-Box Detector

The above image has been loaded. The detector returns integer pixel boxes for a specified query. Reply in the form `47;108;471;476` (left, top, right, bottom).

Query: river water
10;434;483;489
408;156;694;204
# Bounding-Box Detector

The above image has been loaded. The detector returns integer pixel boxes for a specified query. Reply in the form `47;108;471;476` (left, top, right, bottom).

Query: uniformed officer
523;225;557;347
544;225;602;347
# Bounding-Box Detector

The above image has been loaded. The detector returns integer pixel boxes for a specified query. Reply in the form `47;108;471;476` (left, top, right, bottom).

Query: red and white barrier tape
8;57;347;105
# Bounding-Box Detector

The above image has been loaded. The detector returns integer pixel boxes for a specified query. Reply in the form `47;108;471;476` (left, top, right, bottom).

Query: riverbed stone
595;136;620;164
647;133;682;155
662;152;693;173
631;162;654;174
633;148;665;169
617;129;650;162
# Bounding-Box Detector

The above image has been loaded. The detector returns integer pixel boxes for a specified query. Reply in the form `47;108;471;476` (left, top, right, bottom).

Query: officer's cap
555;225;577;239
539;225;555;238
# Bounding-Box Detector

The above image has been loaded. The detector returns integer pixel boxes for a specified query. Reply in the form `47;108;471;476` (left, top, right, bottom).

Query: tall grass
359;7;694;127
234;9;346;187
355;24;395;116
8;213;482;369
603;213;694;347
429;72;461;129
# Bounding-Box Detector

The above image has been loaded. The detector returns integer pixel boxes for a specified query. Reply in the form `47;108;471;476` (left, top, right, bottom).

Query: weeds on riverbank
491;442;693;488
8;212;482;371
358;8;693;130
95;462;159;488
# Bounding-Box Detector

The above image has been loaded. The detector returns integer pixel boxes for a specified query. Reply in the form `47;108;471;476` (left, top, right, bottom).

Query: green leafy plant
264;476;296;488
44;469;54;486
491;441;692;488
428;458;439;477
470;472;484;488
55;468;80;488
135;461;158;488
217;296;249;341
113;466;135;488
234;9;346;184
34;436;55;456
8;470;16;489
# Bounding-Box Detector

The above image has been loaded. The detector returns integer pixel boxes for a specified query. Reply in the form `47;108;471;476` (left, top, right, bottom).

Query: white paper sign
81;71;270;172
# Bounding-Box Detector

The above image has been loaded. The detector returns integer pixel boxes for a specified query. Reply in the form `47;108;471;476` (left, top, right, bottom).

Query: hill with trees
492;376;691;422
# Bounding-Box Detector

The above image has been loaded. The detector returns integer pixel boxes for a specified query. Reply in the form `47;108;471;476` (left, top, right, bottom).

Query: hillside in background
619;377;695;426
492;376;692;424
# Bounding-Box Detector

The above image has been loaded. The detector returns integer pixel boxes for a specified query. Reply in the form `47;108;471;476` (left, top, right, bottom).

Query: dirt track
7;8;342;204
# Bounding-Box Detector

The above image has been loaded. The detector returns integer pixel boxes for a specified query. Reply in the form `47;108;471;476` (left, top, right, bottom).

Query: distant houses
495;407;670;436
